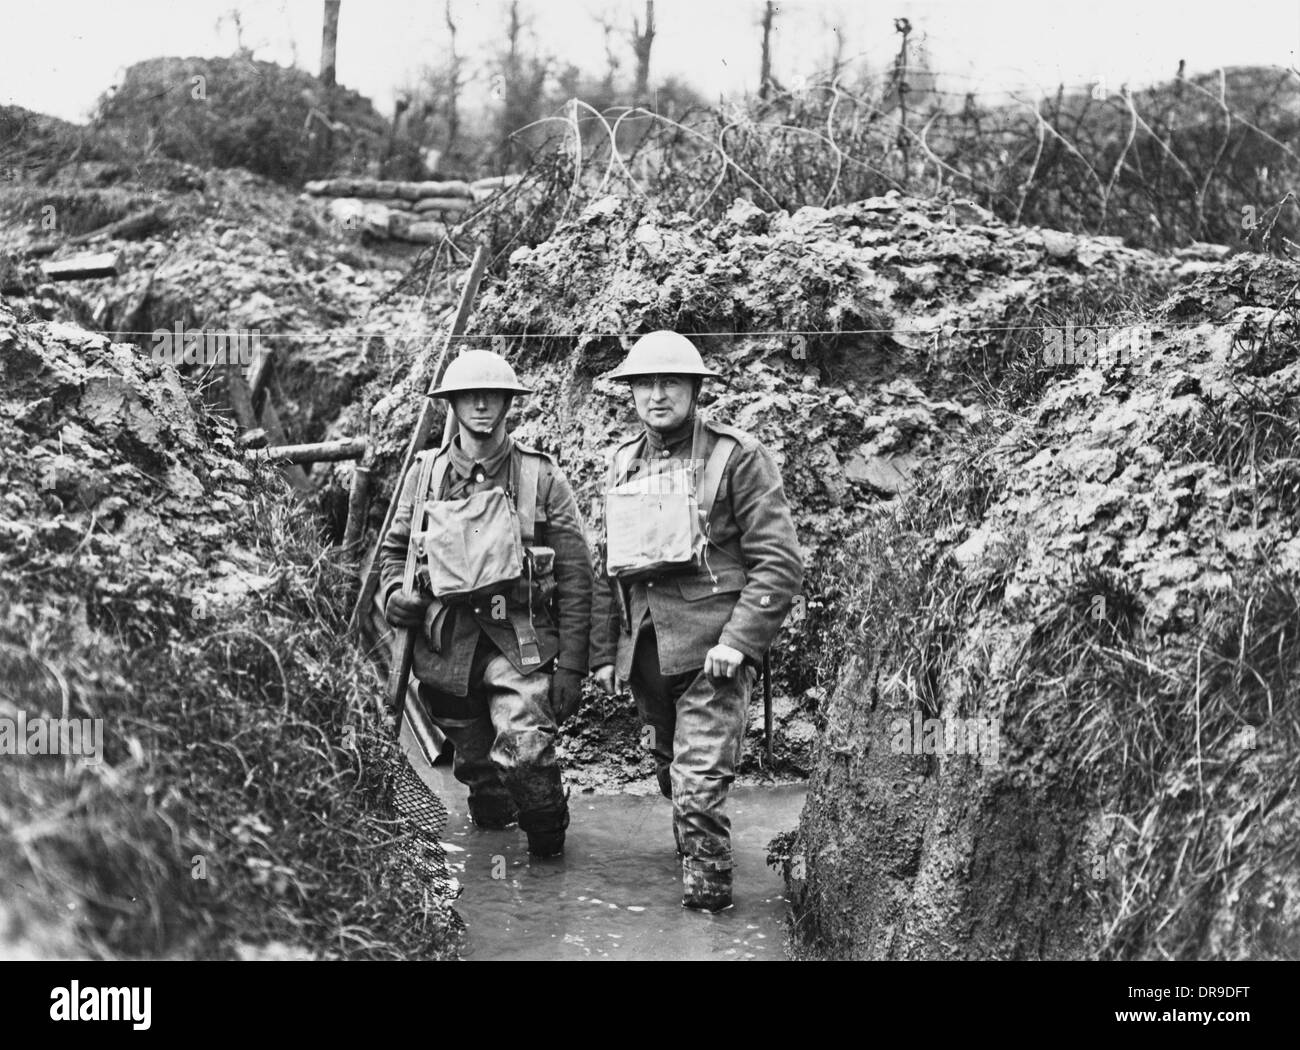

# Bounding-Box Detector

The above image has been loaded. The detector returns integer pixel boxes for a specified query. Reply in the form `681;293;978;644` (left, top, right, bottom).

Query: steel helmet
431;349;533;398
604;330;721;382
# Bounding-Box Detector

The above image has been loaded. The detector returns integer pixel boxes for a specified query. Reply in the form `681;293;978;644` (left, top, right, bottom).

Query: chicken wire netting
382;743;461;903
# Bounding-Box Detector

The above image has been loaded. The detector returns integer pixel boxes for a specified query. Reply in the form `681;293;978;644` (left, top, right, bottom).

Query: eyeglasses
630;375;688;395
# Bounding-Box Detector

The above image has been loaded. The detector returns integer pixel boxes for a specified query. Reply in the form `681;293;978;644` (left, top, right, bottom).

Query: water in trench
427;765;805;960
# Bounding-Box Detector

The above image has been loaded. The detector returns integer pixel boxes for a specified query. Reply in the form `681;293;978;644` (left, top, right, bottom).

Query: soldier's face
451;390;510;437
630;374;692;432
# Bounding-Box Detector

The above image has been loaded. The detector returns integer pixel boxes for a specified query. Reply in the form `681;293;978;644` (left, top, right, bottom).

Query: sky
1;0;1297;123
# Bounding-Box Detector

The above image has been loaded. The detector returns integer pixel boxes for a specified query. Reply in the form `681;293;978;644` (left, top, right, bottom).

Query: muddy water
427;765;804;961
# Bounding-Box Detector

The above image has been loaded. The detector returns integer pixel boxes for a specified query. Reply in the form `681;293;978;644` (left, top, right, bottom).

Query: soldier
381;350;593;858
590;331;803;910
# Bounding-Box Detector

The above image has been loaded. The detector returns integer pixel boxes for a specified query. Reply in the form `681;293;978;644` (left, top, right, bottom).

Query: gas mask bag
419;488;524;603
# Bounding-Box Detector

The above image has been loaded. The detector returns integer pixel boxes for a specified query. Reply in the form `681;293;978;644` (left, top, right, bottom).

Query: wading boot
520;804;570;859
681;862;733;912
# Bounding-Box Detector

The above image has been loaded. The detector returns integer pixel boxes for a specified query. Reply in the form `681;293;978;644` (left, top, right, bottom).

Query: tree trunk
320;1;341;88
631;1;656;104
445;0;461;150
759;2;775;101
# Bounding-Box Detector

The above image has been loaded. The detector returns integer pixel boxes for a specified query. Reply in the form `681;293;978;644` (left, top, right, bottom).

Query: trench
423;764;805;961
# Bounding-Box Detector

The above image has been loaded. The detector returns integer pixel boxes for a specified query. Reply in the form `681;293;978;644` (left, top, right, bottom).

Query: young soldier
381;350;593;857
590;331;803;910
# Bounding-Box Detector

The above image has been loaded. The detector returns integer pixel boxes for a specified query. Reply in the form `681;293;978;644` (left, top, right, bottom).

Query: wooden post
25;206;167;259
247;345;275;410
227;365;311;492
342;464;372;554
349;244;489;631
251;437;367;464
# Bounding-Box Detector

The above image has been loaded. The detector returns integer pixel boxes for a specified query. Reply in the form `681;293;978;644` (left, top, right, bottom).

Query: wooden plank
226;366;311;492
25;205;168;259
41;251;121;281
251;437;366;464
246;345;275;410
349;245;489;631
342;464;372;554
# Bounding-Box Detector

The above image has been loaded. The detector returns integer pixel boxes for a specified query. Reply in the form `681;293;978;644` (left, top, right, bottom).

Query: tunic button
661;449;670;458
474;606;482;614
760;595;771;606
712;586;718;593
646;581;654;588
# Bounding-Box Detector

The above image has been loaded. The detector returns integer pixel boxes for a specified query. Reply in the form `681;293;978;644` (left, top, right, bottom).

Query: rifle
763;651;773;766
378;247;487;718
351;245;489;635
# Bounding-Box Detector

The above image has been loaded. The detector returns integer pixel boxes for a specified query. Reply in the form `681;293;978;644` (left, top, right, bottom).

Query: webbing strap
509;445;543;667
516;450;540;545
697;433;737;520
402;450;442;595
610;434;647;489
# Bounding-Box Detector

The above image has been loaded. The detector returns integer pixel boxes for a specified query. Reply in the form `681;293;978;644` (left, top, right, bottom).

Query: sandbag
413;196;472;215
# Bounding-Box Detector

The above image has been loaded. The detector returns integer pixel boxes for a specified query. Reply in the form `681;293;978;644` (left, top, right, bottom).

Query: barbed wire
92;315;1277;344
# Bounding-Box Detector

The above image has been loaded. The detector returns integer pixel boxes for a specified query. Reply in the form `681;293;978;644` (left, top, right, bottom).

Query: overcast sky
2;0;1297;122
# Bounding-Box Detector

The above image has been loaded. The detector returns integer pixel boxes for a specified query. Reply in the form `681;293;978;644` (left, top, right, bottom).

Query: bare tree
320;0;341;88
445;0;461;149
892;17;911;170
595;10;621;94
759;1;775;101
496;1;551;163
630;1;656;104
828;23;845;81
506;0;521;69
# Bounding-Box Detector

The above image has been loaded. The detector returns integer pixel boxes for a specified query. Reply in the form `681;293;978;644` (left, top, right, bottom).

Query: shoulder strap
431;452;451;503
697;433;737;520
609;433;647;489
402;449;444;595
515;447;541;544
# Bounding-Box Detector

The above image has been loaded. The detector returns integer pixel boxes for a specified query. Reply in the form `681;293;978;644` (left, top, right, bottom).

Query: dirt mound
93;55;411;184
469;191;1186;546
342;190;1189;787
784;255;1300;959
1;159;444;488
0;302;458;959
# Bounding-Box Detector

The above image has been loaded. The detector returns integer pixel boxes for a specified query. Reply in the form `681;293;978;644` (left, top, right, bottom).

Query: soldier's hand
385;590;432;628
549;668;584;724
592;664;617;696
704;644;747;680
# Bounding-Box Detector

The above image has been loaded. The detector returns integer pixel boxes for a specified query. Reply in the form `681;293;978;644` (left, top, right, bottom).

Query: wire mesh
383;742;459;901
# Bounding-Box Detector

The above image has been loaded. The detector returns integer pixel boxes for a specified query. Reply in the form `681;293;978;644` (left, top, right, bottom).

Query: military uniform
591;412;803;891
381;432;593;836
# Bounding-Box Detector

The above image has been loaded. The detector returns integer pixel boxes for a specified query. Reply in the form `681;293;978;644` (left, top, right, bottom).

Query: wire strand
97;317;1265;342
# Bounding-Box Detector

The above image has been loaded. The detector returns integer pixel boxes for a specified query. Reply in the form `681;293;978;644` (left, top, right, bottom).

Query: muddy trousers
627;623;754;877
419;633;567;837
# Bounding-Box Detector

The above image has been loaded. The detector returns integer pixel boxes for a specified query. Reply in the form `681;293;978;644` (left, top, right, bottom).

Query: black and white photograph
0;0;1297;1007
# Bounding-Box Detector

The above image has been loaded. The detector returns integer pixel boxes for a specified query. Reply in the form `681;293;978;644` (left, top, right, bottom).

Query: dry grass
0;481;460;960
